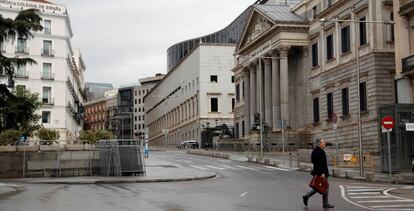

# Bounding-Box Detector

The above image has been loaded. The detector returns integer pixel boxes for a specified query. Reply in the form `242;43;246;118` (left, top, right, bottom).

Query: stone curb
4;173;217;185
186;150;231;159
0;184;26;196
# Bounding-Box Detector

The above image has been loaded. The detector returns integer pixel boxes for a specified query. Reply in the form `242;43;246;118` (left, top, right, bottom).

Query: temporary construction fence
0;139;145;178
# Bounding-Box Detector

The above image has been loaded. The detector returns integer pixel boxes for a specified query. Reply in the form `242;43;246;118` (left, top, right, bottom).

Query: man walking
302;138;334;208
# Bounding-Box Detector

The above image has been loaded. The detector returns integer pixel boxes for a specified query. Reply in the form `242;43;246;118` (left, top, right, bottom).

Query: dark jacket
311;146;329;177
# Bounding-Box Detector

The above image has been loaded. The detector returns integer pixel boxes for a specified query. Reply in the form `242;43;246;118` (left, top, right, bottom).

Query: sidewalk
198;150;414;185
1;155;216;185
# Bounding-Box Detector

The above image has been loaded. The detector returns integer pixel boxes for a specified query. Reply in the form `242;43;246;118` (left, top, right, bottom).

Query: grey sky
54;0;254;87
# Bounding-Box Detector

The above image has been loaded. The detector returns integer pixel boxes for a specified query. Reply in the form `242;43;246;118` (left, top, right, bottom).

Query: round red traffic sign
381;116;394;130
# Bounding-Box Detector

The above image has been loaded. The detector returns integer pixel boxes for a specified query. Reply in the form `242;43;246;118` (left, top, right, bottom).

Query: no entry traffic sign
381;116;395;130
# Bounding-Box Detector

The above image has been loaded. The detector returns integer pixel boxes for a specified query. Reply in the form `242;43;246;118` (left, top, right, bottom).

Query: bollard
289;153;293;167
296;154;300;168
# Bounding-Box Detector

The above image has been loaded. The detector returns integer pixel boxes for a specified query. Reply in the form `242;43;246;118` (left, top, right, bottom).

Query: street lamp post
319;17;394;178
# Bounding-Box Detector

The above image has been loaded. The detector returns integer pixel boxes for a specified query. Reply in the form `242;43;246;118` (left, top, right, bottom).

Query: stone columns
264;58;272;128
272;53;280;130
256;59;261;116
278;45;290;127
244;68;251;132
249;65;256;127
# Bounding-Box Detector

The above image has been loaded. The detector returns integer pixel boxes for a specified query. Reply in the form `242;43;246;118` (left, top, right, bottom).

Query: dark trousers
305;178;329;206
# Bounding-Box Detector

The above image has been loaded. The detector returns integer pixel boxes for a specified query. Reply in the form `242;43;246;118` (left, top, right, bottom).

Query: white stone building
0;0;85;141
145;44;236;147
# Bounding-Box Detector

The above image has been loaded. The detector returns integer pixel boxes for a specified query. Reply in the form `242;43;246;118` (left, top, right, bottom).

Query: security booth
379;104;414;172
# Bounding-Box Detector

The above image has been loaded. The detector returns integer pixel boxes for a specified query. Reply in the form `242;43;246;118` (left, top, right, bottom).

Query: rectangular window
232;98;235;112
44;20;51;35
210;98;218;112
42;63;52;79
16;62;27;77
231;76;235;83
135;99;137;105
134;116;137;121
242;121;245;137
359;17;367;46
42;87;52;104
42;111;51;124
341;88;349;116
327;93;334;119
16;38;27;54
312;42;319;67
210;75;218;83
15;85;26;96
390;12;395;42
236;84;240;101
42;40;53;56
312;6;317;19
360;82;367;112
326;34;334;60
341;25;351;53
313;97;320;123
242;81;245;98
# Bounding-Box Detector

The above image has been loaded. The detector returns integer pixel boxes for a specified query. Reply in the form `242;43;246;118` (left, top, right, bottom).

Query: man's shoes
302;195;308;206
323;204;334;208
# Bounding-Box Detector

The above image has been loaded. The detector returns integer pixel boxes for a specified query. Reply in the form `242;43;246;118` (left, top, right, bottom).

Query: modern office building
133;74;164;140
232;0;407;170
84;82;113;102
0;0;85;142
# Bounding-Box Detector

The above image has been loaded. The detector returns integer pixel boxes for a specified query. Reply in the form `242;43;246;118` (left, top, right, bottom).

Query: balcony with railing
402;54;414;74
15;47;29;54
400;0;414;15
41;48;54;57
14;71;29;78
41;72;55;80
42;97;54;106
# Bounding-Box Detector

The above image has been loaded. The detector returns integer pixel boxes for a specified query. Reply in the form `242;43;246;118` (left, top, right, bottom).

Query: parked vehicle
178;140;199;149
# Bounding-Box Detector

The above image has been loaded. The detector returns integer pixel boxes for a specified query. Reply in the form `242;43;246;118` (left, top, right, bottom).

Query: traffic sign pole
387;129;392;177
381;116;394;177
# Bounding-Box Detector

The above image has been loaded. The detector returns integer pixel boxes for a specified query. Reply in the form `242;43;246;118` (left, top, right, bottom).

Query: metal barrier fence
0;139;145;178
333;154;377;176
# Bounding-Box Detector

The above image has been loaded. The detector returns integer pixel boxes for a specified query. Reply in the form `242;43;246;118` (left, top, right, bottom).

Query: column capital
303;46;309;57
263;58;272;64
277;45;291;57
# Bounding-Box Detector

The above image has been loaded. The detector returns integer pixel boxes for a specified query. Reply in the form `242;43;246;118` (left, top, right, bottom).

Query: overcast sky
53;0;254;87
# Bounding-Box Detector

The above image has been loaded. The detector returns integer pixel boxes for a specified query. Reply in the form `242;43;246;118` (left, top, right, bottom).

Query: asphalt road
0;151;413;211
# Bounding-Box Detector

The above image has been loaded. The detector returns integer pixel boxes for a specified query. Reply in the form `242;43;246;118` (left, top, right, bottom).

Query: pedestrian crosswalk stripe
235;165;258;170
350;196;393;199
347;189;385;192
348;192;382;195
356;199;414;203
264;166;291;172
189;165;207;170
346;186;386;189
371;204;414;209
205;165;225;170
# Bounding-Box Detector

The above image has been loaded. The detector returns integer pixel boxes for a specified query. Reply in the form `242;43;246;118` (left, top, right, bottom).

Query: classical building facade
0;0;85;142
145;44;236;147
233;1;396;159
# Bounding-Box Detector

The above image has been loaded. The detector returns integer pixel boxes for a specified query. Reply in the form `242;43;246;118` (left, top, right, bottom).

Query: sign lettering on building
406;123;414;131
0;0;66;14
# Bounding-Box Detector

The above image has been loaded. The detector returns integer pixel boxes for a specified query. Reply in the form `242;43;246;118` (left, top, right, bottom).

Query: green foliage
0;9;43;88
79;130;113;144
0;129;21;146
0;89;41;136
37;128;59;144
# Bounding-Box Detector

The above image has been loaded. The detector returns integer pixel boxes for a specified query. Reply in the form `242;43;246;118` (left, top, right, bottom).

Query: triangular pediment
237;9;274;51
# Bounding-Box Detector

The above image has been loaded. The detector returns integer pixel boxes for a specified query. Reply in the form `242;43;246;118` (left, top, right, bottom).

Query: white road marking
264;166;291;172
356;199;413;203
339;185;375;210
189;165;207;170
219;165;240;170
240;191;248;198
347;189;385;192
346;186;386;189
217;160;232;163
371;204;414;209
235;165;258;170
205;165;225;170
350;196;393;199
348;192;382;195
